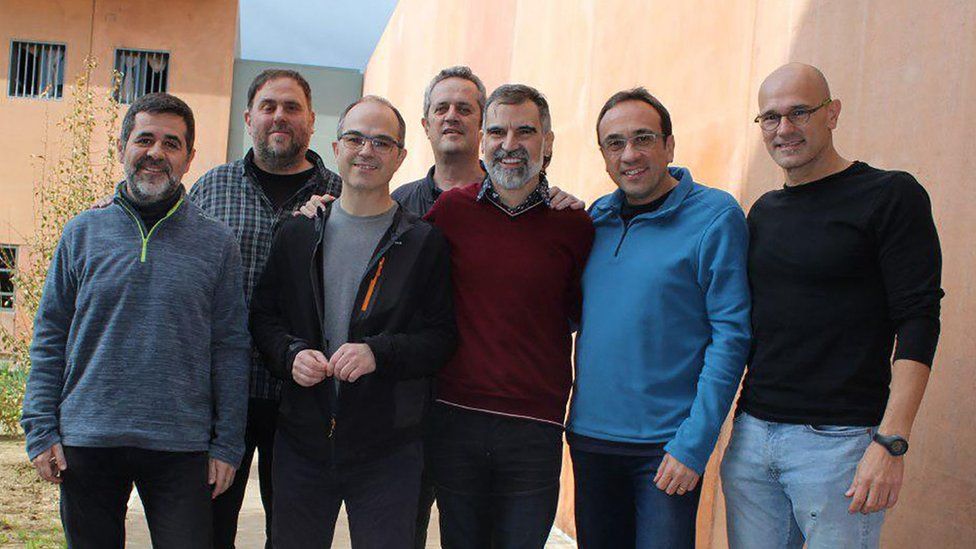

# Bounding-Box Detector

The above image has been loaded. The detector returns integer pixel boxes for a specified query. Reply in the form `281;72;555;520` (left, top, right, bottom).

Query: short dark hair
484;84;551;133
246;69;313;109
120;92;195;150
423;65;487;120
596;87;672;143
336;95;407;144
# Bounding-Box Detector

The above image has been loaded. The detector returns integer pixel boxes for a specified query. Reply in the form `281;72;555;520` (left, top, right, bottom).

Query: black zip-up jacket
250;203;456;464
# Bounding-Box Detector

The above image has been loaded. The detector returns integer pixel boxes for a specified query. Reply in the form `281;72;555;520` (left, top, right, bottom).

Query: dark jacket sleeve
872;174;943;367
249;222;313;381
364;226;457;380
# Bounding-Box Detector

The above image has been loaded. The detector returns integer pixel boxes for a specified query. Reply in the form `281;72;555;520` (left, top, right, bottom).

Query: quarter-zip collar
113;181;187;263
590;166;695;225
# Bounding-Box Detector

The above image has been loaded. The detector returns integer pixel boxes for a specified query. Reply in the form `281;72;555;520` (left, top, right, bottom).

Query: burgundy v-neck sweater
426;183;594;425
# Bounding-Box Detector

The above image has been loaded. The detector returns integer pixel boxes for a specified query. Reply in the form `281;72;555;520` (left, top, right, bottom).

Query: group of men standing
21;60;942;549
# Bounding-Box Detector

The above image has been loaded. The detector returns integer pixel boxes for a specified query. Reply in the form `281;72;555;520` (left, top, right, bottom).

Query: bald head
759;63;831;105
756;63;847;183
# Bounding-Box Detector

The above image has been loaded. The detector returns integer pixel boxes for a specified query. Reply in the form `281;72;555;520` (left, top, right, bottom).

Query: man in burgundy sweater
425;84;594;548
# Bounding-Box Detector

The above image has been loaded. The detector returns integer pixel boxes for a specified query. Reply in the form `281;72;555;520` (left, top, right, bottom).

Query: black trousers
212;398;278;549
427;404;563;549
272;432;423;548
59;446;212;549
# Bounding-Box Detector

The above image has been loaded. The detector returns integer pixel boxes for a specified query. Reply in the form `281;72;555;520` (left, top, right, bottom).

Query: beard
124;157;180;205
487;146;542;190
255;122;311;171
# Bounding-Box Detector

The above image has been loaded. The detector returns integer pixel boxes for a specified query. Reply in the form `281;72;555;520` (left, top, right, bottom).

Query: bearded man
22;92;250;547
188;69;343;548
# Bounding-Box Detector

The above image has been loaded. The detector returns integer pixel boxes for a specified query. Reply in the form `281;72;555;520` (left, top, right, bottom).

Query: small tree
0;57;120;433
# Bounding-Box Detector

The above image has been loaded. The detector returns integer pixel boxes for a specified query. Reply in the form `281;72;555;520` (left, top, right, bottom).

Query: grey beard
255;140;304;172
487;158;542;190
126;176;181;206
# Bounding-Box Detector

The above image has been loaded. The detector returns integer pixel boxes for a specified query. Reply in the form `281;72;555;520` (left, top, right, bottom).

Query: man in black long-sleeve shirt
720;63;943;549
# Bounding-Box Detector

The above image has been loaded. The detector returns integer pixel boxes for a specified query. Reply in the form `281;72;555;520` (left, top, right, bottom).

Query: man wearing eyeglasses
249;95;457;547
720;63;943;549
565;87;751;548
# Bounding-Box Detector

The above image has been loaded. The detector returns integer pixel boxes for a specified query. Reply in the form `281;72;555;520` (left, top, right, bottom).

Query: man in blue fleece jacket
566;88;751;549
21;93;250;548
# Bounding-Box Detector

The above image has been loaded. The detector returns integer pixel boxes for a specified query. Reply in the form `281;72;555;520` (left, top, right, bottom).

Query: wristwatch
872;433;909;456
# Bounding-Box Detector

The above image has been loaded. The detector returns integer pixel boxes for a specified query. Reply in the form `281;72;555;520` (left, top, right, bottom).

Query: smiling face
757;65;840;174
119;111;195;205
332;100;406;193
423;77;482;157
245;77;315;171
481;100;553;190
598;100;674;204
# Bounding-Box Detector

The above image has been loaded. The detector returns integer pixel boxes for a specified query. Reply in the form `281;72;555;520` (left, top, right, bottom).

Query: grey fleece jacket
21;187;250;466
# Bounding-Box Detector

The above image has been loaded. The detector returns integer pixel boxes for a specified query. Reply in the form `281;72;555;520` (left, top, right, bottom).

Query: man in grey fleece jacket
21;93;250;548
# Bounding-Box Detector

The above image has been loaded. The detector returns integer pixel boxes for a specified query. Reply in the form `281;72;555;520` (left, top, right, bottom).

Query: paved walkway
126;462;576;547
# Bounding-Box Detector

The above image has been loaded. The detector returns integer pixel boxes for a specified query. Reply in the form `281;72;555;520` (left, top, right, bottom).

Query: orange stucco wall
0;0;236;248
364;1;976;546
0;0;236;333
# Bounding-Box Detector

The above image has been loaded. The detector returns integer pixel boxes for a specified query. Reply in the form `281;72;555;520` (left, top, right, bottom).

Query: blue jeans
720;412;885;549
427;404;563;549
570;448;699;549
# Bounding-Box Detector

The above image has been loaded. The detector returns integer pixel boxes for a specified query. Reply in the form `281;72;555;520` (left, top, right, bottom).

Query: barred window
7;41;66;99
114;49;169;104
0;246;16;310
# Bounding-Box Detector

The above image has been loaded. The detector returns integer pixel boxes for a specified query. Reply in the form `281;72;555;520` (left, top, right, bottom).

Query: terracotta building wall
363;1;976;546
0;0;237;334
0;0;237;249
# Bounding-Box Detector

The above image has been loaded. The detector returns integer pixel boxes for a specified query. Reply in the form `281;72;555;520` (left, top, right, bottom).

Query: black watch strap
873;433;909;456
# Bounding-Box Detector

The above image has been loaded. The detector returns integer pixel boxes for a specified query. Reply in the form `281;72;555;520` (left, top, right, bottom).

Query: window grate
7;41;66;99
114;49;169;104
0;246;17;311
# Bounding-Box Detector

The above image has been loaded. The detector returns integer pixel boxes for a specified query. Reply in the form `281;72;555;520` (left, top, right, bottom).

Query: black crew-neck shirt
619;187;674;223
250;161;317;211
739;161;943;426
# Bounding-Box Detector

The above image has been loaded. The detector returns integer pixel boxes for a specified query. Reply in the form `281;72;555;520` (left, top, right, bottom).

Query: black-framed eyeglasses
338;132;402;154
600;131;666;154
754;98;832;131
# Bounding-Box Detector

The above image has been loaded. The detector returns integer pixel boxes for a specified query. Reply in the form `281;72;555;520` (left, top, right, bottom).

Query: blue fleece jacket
21;186;251;466
567;167;751;473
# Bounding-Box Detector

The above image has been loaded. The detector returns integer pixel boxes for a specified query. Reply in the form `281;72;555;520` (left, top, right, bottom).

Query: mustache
135;157;171;173
491;147;529;164
267;123;292;135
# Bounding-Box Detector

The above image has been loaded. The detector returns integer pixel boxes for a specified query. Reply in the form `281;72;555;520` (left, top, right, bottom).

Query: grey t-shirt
321;201;398;362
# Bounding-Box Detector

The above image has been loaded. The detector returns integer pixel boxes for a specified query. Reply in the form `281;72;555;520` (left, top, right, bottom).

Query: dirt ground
0;436;64;548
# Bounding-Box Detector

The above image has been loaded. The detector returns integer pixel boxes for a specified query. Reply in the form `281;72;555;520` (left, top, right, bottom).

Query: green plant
0;57;120;434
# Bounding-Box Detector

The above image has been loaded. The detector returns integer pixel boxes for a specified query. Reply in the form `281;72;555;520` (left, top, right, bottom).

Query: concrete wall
0;0;237;329
227;59;363;172
364;1;976;546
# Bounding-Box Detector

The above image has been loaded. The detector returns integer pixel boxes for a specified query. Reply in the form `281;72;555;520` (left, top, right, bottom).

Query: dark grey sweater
22;188;251;466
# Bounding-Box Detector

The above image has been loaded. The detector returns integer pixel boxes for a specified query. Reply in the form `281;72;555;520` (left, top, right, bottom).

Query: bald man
719;63;944;548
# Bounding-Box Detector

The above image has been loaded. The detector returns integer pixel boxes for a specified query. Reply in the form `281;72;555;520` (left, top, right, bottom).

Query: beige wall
364;1;976;546
0;0;236;331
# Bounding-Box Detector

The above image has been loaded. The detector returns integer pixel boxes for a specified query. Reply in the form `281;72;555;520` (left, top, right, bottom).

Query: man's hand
292;349;330;387
92;194;113;209
295;194;337;218
845;441;904;514
548;186;585;211
209;458;237;499
653;453;700;496
31;443;67;484
329;343;376;382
